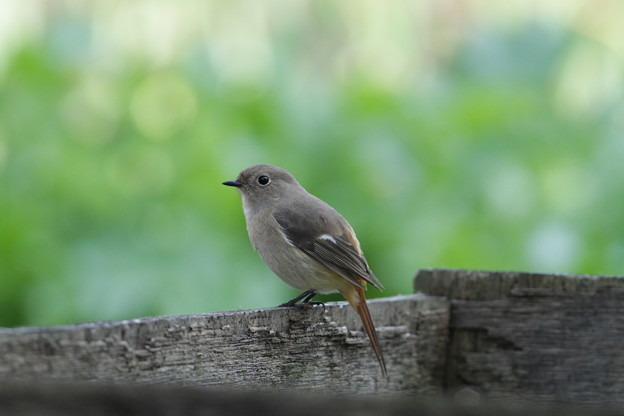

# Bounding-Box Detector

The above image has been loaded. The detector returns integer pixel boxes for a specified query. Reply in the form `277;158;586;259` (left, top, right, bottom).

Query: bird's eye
257;175;270;186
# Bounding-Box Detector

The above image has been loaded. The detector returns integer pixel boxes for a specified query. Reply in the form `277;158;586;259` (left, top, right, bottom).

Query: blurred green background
1;1;623;327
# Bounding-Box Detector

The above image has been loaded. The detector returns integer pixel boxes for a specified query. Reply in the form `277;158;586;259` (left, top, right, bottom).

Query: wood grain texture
0;294;449;395
414;268;624;404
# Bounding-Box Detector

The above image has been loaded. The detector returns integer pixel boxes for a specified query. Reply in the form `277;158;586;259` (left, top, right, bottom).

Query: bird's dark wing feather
273;208;384;291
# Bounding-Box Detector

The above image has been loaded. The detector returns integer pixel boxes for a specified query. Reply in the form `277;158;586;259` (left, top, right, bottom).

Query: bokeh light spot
527;221;581;272
62;76;120;146
130;73;198;141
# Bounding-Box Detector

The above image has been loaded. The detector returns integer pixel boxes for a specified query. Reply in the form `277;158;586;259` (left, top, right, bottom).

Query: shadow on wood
2;380;622;416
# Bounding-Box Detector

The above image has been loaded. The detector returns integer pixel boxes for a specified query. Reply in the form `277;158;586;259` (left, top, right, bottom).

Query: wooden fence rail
1;268;623;414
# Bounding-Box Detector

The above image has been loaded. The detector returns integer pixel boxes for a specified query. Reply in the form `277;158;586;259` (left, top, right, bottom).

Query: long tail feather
342;285;387;377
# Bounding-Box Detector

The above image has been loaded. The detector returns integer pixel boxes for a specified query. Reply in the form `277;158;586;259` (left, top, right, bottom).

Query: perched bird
223;164;386;376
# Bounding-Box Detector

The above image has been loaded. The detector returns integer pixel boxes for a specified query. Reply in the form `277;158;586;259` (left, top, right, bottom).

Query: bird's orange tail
341;285;387;377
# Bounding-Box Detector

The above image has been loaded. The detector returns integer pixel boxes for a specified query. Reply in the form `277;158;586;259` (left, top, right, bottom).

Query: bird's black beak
222;180;242;188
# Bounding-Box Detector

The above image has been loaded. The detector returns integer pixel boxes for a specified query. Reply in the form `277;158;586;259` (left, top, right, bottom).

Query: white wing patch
319;234;337;244
276;224;295;247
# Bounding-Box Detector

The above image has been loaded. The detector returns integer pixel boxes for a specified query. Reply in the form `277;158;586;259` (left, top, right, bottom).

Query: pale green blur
1;1;623;326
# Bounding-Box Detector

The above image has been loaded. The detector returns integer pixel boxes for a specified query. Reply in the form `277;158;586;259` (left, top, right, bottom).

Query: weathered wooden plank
414;268;624;404
0;294;449;394
414;268;624;300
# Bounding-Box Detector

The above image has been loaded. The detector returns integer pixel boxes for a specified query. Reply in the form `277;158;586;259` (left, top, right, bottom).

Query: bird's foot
301;300;326;312
277;289;317;308
278;299;298;308
302;300;324;307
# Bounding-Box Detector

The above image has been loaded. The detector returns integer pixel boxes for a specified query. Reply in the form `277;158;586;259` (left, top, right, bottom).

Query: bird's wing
273;208;384;291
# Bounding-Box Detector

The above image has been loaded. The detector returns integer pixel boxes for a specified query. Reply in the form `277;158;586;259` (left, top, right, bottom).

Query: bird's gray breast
246;205;340;292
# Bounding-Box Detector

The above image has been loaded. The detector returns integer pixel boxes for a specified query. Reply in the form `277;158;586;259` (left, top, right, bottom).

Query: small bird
223;164;386;376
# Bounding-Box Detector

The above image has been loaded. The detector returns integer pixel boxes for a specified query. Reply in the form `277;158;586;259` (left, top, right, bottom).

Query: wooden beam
415;268;624;405
0;294;449;394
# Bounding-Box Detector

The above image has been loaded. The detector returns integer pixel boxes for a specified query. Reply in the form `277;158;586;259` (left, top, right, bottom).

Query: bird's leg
278;289;317;308
301;290;325;309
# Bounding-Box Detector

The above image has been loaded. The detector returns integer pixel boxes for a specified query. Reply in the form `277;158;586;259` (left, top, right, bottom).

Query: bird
223;164;386;376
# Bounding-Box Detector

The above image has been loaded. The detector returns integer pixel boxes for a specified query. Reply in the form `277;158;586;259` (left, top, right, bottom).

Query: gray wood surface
414;268;624;405
3;268;624;412
0;294;449;395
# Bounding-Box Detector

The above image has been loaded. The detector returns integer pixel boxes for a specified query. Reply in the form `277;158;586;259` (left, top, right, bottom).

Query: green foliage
1;3;622;327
